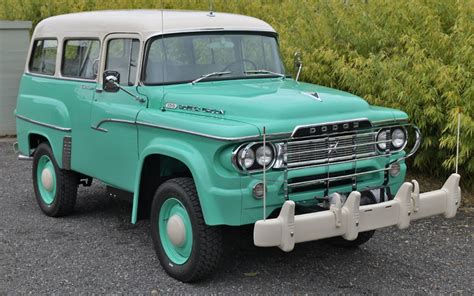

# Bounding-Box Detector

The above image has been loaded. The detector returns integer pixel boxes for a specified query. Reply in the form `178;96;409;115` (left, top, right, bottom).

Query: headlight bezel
376;126;408;152
232;142;277;172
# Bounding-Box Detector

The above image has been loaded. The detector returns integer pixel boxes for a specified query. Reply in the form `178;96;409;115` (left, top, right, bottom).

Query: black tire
326;230;375;248
32;142;78;217
326;191;377;248
150;177;223;282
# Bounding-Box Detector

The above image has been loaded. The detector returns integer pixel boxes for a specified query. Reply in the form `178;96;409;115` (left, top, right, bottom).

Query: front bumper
254;173;461;251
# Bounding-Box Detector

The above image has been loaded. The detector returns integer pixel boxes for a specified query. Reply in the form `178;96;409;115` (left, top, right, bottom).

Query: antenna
455;112;461;174
161;1;165;102
263;126;267;220
207;0;216;17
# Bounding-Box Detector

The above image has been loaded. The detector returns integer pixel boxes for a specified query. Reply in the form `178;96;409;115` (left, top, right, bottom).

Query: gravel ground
1;140;473;294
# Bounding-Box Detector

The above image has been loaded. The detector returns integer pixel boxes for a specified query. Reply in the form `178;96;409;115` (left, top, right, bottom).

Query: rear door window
62;39;100;79
29;39;58;75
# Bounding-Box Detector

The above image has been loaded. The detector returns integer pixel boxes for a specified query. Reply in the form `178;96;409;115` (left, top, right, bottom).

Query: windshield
143;33;285;85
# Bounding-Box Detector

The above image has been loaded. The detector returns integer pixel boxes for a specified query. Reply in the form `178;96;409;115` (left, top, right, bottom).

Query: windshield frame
141;31;286;86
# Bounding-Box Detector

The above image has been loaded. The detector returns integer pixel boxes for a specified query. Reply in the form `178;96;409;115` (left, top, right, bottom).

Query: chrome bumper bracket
18;154;33;161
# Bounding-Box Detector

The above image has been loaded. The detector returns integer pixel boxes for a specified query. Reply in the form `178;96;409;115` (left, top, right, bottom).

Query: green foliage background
1;0;473;184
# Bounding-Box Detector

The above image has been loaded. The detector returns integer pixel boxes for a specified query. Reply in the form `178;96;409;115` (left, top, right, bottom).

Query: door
89;33;146;191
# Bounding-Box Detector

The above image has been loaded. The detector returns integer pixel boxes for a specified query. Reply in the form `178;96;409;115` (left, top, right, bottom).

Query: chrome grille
286;132;376;168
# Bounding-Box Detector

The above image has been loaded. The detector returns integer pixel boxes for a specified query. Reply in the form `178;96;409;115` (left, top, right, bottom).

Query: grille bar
288;166;392;188
286;131;377;168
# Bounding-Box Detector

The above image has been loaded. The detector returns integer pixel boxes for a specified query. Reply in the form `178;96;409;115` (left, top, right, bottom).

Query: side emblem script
165;102;177;109
164;102;225;115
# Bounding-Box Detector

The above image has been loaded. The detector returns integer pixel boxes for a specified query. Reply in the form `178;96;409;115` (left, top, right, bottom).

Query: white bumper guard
254;173;461;251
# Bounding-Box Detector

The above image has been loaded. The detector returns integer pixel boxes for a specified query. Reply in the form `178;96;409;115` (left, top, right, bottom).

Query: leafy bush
1;0;472;184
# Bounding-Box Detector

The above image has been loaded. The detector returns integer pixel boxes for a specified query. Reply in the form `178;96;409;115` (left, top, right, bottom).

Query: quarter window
62;39;100;79
29;39;57;75
105;39;140;86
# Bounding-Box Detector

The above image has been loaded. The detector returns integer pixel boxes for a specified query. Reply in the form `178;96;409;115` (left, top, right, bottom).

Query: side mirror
103;70;120;92
294;51;303;82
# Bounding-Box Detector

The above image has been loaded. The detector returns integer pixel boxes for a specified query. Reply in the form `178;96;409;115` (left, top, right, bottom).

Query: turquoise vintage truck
15;10;461;282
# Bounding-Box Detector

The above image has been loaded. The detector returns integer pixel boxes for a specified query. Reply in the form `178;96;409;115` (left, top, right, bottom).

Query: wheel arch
28;133;49;151
132;141;212;224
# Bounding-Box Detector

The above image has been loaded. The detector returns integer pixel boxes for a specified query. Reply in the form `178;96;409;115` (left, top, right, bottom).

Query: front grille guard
280;123;421;200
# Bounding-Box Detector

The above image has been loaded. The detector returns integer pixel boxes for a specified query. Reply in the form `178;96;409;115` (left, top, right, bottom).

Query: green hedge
1;0;472;184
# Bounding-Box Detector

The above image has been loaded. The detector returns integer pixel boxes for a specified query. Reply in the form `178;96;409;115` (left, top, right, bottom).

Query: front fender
132;137;243;225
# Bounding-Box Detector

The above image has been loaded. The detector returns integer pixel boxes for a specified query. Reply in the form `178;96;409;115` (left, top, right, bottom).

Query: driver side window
105;38;140;86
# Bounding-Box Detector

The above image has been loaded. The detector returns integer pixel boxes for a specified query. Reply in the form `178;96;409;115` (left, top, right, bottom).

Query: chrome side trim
372;118;409;126
92;118;273;141
18;154;33;161
91;118;137;133
16;114;72;132
136;121;263;142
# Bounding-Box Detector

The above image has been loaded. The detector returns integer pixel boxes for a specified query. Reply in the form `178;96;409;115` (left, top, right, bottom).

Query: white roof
33;10;276;39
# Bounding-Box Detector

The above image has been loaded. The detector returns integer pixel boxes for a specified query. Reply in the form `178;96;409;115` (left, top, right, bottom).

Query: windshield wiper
191;71;232;85
244;69;285;79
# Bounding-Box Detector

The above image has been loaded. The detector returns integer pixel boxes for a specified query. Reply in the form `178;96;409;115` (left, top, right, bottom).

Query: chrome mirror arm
109;80;146;103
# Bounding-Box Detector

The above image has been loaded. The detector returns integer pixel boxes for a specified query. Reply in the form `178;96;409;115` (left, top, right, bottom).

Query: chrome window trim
28;38;59;76
24;72;99;83
60;38;101;81
16;114;72;132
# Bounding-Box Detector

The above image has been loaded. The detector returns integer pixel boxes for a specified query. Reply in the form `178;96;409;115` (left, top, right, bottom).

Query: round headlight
377;130;388;150
255;145;274;167
391;128;406;149
238;148;255;169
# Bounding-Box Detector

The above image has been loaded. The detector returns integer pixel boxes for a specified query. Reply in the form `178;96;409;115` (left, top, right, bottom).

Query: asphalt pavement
1;139;473;294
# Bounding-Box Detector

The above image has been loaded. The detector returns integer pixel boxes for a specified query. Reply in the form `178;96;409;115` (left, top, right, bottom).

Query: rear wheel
32;143;78;217
150;178;223;282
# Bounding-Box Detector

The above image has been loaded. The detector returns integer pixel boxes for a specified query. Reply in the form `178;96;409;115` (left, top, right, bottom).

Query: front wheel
150;178;223;282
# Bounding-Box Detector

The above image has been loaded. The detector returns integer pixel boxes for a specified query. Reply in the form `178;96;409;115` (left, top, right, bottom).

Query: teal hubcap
158;198;193;265
36;155;56;205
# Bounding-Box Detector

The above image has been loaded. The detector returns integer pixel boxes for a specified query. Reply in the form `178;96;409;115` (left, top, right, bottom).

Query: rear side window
29;39;58;75
62;39;100;79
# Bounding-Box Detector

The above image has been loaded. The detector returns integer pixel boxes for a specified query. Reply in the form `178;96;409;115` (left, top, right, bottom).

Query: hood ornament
301;91;322;102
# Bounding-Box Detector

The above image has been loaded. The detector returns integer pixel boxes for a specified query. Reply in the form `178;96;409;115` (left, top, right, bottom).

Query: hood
147;78;401;135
